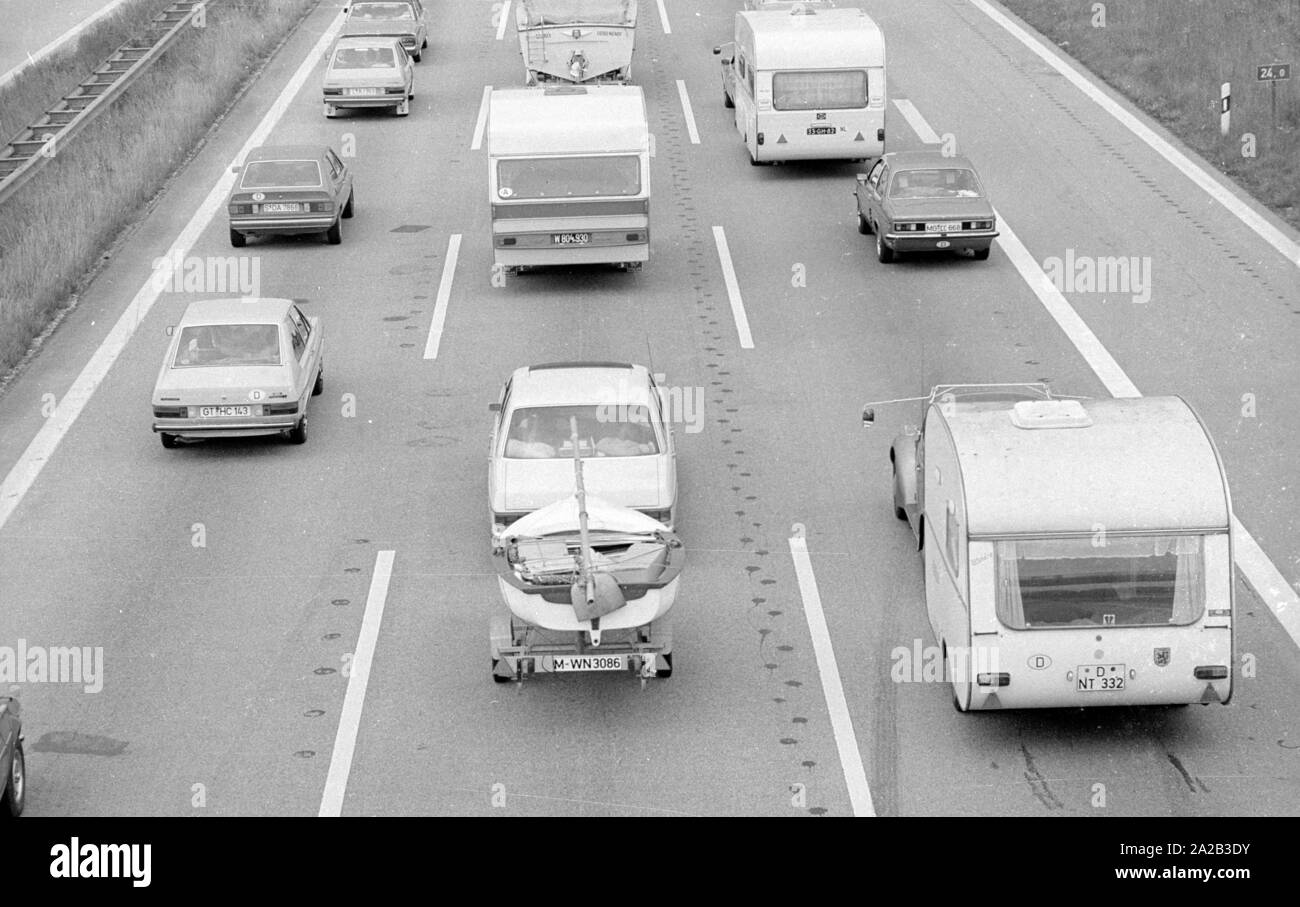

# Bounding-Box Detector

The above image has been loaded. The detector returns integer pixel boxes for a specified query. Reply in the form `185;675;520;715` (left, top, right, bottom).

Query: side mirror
488;402;501;412
856;173;869;182
230;164;242;173
862;407;875;427
712;46;721;55
165;325;175;337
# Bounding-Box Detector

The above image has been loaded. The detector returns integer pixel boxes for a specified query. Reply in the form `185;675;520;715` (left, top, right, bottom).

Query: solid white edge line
0;0;134;89
423;233;462;360
995;209;1300;648
656;0;671;35
711;226;754;349
471;85;492;151
788;535;875;817
318;549;396;817
891;99;941;144
496;0;511;41
970;0;1300;268
675;80;700;145
0;9;347;534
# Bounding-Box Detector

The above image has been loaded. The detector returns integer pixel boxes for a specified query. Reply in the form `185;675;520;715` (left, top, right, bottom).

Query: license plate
260;203;302;214
344;87;381;96
1076;664;1126;692
552;232;591;244
925;221;962;233
197;405;253;418
806;126;837;136
549;654;626;672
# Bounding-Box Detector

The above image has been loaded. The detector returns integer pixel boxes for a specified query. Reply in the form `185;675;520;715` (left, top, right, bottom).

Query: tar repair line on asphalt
496;0;511;41
676;80;700;145
424;233;463;360
319;549;396;817
788;535;876;817
972;0;1300;268
0;8;347;535
891;99;941;144
471;85;492;151
711;226;755;349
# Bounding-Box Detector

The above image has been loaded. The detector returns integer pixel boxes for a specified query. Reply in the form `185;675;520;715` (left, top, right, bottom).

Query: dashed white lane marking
0;8;347;534
471;85;491;150
711;226;754;349
789;535;875;818
496;0;511;41
656;0;671;35
0;0;133;89
971;0;1300;268
891;99;941;144
423;233;462;360
676;80;700;145
318;550;396;817
996;210;1300;650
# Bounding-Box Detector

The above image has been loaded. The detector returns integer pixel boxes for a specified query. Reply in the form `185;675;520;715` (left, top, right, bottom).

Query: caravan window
994;534;1207;629
497;155;641;199
772;70;867;110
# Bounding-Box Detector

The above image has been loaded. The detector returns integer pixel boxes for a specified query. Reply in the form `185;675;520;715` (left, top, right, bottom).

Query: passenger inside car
506;413;557;458
596;420;654;456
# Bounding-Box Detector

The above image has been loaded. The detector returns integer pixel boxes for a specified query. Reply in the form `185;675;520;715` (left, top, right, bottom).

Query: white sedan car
323;36;414;117
151;298;323;448
488;362;677;546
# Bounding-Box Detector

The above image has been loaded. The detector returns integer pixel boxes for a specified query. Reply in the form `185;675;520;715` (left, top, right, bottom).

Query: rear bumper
493;243;649;267
230;215;336;234
883;230;998;252
153;416;299;437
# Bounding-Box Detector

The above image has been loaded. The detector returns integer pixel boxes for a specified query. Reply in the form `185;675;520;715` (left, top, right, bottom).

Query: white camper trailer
488;85;650;273
866;385;1234;711
515;0;638;85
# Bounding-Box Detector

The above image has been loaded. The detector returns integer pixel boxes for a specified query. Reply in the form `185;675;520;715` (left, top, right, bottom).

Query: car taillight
312;202;334;213
966;220;993;230
264;402;299;415
386;86;406;94
1194;665;1229;680
229;204;251;215
625;232;643;242
152;405;186;418
499;236;517;246
976;673;1011;687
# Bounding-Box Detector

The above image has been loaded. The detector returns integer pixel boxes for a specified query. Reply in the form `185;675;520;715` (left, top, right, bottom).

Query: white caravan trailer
515;0;638;85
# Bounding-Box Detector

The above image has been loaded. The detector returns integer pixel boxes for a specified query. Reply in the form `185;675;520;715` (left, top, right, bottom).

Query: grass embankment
1001;0;1300;230
0;0;321;381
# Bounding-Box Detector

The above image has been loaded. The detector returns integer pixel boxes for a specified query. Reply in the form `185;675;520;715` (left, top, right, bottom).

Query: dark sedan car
228;144;354;247
854;151;999;262
1;695;25;817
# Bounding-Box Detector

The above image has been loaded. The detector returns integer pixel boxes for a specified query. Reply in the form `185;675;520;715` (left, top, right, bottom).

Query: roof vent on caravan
1009;399;1093;430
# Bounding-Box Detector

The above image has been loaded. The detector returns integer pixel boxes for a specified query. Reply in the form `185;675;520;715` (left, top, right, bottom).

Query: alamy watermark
150;252;260;296
596;373;704;434
0;639;103;693
1042;249;1152;304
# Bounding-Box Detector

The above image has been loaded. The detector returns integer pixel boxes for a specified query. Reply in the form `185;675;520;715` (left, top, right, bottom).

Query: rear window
173;324;281;367
772;70;867;110
503;404;661;458
889;168;984;200
349;2;414;19
241;160;321;188
497;155;641;200
332;45;399;69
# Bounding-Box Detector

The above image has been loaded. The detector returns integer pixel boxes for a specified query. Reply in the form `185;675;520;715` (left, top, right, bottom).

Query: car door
412;0;427;47
0;701;13;792
487;379;512;505
325;148;350;209
865;158;887;227
287;306;318;398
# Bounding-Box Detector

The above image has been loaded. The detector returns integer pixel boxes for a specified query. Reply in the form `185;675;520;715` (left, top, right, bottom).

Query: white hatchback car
488;362;677;546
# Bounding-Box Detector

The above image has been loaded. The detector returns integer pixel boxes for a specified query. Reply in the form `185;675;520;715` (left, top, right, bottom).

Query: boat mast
570;415;596;609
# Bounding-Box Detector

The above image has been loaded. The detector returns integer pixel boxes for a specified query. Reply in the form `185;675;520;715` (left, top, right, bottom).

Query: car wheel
876;230;895;263
325;219;342;245
657;653;673;679
723;89;734;109
324;102;337;119
288;415;308;445
491;659;513;683
229;228;246;248
160;432;178;449
972;246;991;261
891;463;907;520
422;37;428;49
412;50;422;63
342;190;354;219
395;98;410;117
1;740;24;817
857;211;872;235
312;366;324;396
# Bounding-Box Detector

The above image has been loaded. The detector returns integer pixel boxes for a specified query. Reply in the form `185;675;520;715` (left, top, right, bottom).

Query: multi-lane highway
1;0;1298;816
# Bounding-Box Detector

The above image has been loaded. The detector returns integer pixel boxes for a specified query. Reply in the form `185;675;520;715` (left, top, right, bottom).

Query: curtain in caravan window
771;70;867;110
996;541;1024;628
1170;535;1202;625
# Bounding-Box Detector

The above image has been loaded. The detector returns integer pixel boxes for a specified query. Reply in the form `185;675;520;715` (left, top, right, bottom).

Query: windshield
173;324;281;367
503;404;660;458
995;534;1207;629
241;160;321;188
497;155;640;200
772;70;867;110
332;45;399;68
348;2;414;20
519;0;636;27
889;168;984;199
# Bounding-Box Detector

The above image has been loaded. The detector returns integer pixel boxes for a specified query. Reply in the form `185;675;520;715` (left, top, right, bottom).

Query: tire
395;98;410;117
412;50;422;63
657;653;673;679
422;36;428;49
229;227;246;248
1;741;24;818
312;366;324;396
857;211;871;235
723;89;734;109
160;432;178;449
324;102;337;119
972;246;991;261
287;415;308;445
342;190;354;219
891;464;907;520
491;659;513;683
876;230;895;263
325;219;342;245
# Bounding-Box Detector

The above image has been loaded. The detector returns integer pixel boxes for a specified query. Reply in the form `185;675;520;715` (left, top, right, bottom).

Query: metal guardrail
0;0;208;208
